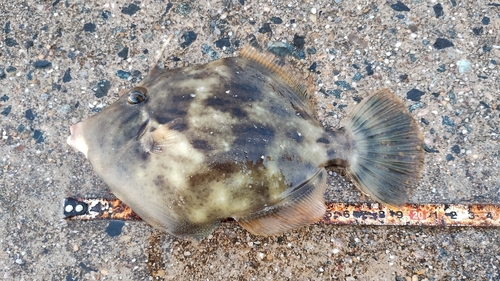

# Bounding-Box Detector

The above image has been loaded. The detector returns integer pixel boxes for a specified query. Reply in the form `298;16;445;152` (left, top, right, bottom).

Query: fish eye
127;88;147;104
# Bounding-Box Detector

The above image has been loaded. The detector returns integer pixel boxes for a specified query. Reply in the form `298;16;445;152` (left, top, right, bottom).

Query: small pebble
25;70;33;81
365;64;374;76
25;109;35;121
472;27;483;35
116;70;131;79
448;91;456;104
214;38;230;49
327;89;342;98
446;154;455;161
63;68;72;83
293;34;305;49
58;104;72;115
406;89;425;102
270;16;283;24
33;60;52;69
5;38;18;47
83;22;96;32
442;116;456;127
292;50;305;60
481;17;490;25
176;3;191;15
352;72;364;82
118;47;129;60
433;3;443;18
335;81;352;90
101;10;111;20
201;44;219;61
408;102;424;112
121;3;140;16
1;105;12;116
424;144;439;153
267;41;294;57
33;130;44;143
306;47;316;55
457;59;471;73
3;21;11;34
180;31;197;48
6;66;17;73
308;62;317;72
390;1;410;12
92;79;111;98
258;23;272;34
105;221;125;237
433;38;454;50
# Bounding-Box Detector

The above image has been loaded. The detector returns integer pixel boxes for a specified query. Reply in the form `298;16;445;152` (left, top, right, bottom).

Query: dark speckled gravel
1;1;499;280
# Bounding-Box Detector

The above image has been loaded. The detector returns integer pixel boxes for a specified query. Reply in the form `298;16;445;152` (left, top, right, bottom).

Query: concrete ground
1;0;499;280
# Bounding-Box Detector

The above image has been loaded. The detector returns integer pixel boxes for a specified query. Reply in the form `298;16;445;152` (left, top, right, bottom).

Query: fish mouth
67;123;89;158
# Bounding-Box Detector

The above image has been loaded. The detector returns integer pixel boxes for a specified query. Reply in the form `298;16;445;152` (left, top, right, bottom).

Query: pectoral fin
140;119;185;154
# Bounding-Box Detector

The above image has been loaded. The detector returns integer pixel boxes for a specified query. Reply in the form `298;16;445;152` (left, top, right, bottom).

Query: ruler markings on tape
63;198;500;227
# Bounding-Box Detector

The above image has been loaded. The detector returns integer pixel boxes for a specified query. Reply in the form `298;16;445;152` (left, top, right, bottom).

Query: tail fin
344;88;424;206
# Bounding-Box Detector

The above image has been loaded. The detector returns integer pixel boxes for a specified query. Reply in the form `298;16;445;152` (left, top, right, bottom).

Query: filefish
67;45;424;240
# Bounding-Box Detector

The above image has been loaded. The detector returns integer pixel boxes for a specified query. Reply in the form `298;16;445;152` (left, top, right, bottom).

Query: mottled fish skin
68;46;424;240
69;55;352;239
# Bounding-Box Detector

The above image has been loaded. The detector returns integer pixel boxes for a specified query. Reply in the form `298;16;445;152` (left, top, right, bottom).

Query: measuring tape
63;198;500;227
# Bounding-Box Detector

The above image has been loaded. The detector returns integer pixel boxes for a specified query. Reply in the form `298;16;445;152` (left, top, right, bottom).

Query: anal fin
237;169;327;236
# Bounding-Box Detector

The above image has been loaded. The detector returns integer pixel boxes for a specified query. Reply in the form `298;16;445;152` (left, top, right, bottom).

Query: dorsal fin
239;45;318;118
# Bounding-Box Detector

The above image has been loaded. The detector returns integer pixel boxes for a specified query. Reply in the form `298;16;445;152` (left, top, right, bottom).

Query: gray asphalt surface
1;0;499;280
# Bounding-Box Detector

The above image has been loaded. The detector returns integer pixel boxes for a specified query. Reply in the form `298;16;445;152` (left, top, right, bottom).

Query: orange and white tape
64;198;500;227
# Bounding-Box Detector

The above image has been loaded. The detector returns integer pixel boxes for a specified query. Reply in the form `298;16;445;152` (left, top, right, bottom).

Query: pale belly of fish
67;45;424;240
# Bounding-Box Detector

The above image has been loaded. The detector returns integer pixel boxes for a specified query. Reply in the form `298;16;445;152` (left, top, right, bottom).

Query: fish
67;43;424;240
